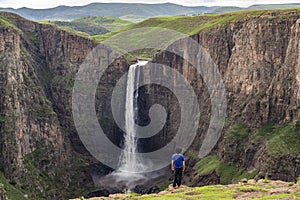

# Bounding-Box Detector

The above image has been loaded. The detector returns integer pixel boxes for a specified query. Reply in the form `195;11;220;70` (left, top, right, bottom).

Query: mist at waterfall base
95;60;169;193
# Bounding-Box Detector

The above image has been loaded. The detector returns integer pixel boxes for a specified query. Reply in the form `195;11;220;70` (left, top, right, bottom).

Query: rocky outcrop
0;184;8;200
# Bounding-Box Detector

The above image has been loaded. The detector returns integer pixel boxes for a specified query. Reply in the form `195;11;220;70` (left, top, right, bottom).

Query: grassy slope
52;16;133;36
71;16;132;32
38;8;300;45
194;156;259;184
255;123;300;156
0;173;27;200
91;8;300;61
92;9;299;43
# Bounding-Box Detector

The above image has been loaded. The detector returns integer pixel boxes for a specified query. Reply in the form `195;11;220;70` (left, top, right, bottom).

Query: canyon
0;9;299;199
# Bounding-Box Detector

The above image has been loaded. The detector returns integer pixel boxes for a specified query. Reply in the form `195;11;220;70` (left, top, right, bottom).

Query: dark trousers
173;168;183;187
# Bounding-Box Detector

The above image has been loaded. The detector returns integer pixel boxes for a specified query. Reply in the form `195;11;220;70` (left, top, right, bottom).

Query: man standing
171;148;185;188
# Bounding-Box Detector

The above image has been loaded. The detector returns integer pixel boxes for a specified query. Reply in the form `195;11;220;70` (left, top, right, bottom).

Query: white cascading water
95;60;165;191
118;60;148;174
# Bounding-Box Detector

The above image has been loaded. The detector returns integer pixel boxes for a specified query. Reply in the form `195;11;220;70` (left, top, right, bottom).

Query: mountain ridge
1;2;300;21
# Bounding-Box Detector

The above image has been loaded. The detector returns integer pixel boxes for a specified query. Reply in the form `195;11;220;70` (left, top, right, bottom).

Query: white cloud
0;0;300;9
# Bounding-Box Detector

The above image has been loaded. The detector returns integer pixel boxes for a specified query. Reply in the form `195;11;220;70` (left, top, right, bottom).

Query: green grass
191;185;234;199
124;49;158;61
254;124;277;141
55;25;91;38
131;186;235;200
237;186;267;192
0;172;27;200
41;16;133;36
253;123;300;156
92;10;269;43
120;183;298;200
120;15;147;22
267;124;300;155
120;184;279;200
250;193;292;200
92;9;290;59
0;16;14;28
225;123;251;142
194;156;222;176
0;15;21;32
193;156;258;184
223;122;300;156
72;16;133;32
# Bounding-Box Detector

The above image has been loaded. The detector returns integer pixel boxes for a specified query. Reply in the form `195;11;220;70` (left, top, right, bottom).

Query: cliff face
0;12;104;199
0;12;131;199
152;10;300;184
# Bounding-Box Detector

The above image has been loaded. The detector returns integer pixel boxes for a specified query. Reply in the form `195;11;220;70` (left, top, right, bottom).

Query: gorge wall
150;10;300;185
0;9;300;199
0;12;127;199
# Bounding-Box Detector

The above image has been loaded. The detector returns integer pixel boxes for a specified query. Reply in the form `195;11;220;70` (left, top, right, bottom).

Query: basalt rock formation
0;9;300;199
151;10;300;185
0;12;127;199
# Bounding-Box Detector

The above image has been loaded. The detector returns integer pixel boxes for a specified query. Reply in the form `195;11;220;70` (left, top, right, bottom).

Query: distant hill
0;3;300;22
0;3;212;21
53;16;132;35
208;3;300;14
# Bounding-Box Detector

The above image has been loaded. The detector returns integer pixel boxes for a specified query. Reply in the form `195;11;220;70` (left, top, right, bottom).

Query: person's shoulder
181;154;185;159
171;154;176;158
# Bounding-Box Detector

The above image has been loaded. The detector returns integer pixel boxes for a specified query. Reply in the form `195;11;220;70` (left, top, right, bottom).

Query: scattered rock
247;179;256;184
240;178;248;184
158;191;168;195
257;179;265;184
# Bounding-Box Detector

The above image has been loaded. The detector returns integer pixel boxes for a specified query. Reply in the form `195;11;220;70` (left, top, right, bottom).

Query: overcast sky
0;0;300;9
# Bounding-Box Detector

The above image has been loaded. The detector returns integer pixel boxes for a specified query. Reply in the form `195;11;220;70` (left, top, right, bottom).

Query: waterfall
96;60;165;191
118;60;148;173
